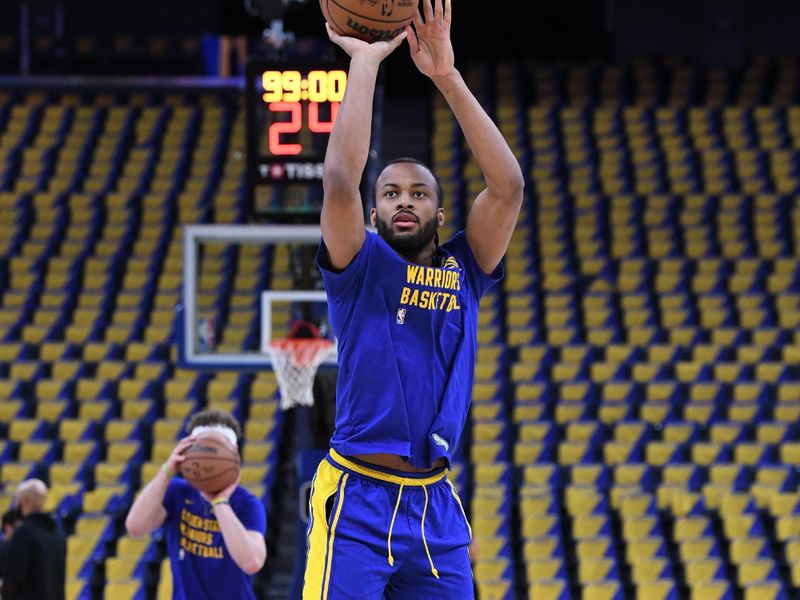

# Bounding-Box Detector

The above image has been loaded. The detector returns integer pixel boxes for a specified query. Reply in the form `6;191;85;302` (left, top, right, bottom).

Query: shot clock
246;58;349;222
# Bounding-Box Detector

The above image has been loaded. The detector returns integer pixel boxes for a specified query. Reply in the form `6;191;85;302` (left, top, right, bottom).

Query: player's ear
369;207;377;226
437;207;445;226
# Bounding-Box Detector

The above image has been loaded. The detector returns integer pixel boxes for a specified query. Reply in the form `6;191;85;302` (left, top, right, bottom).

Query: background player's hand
202;471;241;504
407;0;454;80
325;22;407;62
165;435;195;475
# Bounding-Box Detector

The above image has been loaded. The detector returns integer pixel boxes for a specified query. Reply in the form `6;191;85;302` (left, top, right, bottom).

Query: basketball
180;431;241;495
320;0;419;43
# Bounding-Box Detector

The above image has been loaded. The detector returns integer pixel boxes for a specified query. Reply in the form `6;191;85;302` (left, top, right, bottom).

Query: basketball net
267;338;335;410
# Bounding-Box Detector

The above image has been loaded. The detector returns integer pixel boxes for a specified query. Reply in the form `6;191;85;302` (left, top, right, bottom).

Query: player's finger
443;0;451;25
405;23;418;53
434;0;443;22
421;0;433;24
388;30;408;51
177;437;195;450
325;22;338;41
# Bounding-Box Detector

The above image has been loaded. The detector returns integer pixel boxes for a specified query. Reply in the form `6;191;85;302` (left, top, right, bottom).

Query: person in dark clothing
0;507;23;597
1;479;66;600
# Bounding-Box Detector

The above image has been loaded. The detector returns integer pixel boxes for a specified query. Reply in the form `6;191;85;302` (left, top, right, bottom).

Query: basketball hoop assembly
267;338;336;409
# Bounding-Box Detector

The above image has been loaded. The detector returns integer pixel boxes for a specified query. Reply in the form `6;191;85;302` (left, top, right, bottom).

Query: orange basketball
180;431;241;495
320;0;419;43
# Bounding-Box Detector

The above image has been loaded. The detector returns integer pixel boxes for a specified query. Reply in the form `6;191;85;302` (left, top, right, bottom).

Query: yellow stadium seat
565;487;605;516
526;578;566;600
635;578;676;600
107;441;141;463
581;579;621;600
775;516;800;542
645;441;681;466
769;493;800;518
63;441;97;463
103;580;141;600
18;441;54;462
121;400;155;420
734;443;768;466
723;514;760;540
730;538;768;565
165;401;195;420
36;401;68;423
674;516;712;541
66;536;97;578
95;462;127;484
691;442;727;467
685;557;724;585
742;580;785;600
82;485;126;513
8;419;43;442
576;537;613;561
526;558;564;583
690;580;731;600
105;420;139;441
0;398;22;422
640;402;674;425
522;536;562;561
573;515;609;540
49;462;82;484
621;516;659;541
521;514;559;538
66;579;86;600
104;556;138;581
242;441;274;463
1;462;35;484
624;537;664;564
473;557;511;581
791;562;800;589
241;465;269;485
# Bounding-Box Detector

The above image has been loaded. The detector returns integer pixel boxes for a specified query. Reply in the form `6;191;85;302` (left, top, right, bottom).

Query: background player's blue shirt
318;229;502;468
162;479;267;600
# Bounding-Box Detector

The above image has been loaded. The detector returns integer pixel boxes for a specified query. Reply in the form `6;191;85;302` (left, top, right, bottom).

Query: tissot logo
258;162;324;180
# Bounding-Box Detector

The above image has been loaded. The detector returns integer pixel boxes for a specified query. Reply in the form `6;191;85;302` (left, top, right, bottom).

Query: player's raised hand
407;0;454;79
203;471;242;504
325;22;407;62
165;435;195;475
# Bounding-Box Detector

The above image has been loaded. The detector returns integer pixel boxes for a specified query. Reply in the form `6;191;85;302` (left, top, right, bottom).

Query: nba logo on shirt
396;308;406;324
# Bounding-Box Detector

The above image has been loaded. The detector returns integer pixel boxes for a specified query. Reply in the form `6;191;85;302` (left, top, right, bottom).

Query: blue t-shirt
318;229;502;468
162;479;267;600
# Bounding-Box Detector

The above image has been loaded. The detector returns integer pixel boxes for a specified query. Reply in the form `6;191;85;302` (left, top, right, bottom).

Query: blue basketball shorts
302;449;474;599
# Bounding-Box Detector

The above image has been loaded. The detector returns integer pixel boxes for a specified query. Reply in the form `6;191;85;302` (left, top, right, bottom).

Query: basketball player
125;409;267;600
303;0;524;597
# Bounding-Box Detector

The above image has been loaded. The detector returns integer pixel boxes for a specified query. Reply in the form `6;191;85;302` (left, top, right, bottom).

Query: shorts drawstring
386;483;439;578
421;484;440;578
387;482;404;566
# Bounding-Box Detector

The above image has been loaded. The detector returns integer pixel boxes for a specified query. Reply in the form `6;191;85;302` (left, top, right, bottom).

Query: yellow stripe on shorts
303;459;348;600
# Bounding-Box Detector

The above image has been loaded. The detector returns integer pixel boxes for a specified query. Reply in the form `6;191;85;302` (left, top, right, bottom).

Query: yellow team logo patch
443;256;460;270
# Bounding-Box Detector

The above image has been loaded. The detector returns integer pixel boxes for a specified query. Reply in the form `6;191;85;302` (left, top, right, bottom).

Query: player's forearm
323;55;381;192
432;70;524;197
214;505;266;575
125;470;170;536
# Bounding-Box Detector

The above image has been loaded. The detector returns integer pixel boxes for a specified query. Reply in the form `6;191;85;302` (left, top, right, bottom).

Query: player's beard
375;214;438;257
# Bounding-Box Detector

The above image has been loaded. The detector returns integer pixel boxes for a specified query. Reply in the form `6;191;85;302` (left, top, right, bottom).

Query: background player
125;409;267;600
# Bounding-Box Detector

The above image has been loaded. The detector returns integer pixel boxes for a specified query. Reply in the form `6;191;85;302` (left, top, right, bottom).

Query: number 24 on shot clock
260;68;347;156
